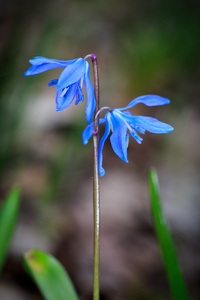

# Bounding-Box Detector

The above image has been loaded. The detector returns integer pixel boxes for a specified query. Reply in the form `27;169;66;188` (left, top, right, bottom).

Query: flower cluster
24;55;174;176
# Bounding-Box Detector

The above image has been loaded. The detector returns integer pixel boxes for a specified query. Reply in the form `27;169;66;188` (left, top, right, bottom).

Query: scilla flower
24;56;95;123
83;95;174;176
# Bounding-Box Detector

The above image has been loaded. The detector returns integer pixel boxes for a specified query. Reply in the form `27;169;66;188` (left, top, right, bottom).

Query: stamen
107;113;113;132
80;77;83;89
60;87;69;97
113;110;133;132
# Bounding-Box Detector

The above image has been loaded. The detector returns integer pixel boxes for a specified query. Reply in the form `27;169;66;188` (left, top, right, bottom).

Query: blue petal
82;122;94;145
119;95;170;110
29;56;77;66
84;61;96;123
48;79;58;86
82;119;105;145
125;115;174;134
56;58;86;91
75;86;84;105
99;116;111;176
129;129;143;144
56;83;78;111
109;111;129;163
121;110;144;141
24;56;78;76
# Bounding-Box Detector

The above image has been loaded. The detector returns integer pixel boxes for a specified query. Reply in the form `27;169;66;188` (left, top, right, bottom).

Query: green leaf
22;249;79;300
148;169;190;300
0;186;20;272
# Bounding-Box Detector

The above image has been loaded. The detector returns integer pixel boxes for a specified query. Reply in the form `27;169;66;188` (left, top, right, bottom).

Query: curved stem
94;106;112;133
91;53;100;300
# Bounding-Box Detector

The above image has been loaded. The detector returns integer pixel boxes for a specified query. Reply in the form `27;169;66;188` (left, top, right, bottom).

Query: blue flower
83;95;174;176
24;56;95;123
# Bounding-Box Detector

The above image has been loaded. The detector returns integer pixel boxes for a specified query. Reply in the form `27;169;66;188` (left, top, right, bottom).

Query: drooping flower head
83;95;174;176
24;56;95;123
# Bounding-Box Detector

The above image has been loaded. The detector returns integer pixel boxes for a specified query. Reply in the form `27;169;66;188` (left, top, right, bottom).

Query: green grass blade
22;249;79;300
148;169;190;300
0;186;20;272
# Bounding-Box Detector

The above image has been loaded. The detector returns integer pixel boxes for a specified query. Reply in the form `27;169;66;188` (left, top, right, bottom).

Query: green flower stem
91;53;100;300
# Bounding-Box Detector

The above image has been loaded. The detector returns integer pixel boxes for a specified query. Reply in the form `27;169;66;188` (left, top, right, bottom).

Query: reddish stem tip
91;53;97;61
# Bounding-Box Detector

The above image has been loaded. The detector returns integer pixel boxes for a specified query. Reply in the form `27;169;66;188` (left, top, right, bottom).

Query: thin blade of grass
0;186;20;273
148;169;190;300
22;249;79;300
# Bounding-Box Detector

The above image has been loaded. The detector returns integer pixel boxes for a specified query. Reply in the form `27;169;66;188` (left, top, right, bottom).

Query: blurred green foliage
0;187;20;273
149;169;190;300
22;249;79;300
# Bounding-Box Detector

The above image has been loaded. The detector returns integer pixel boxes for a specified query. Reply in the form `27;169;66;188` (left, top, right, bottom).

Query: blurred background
0;0;200;299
